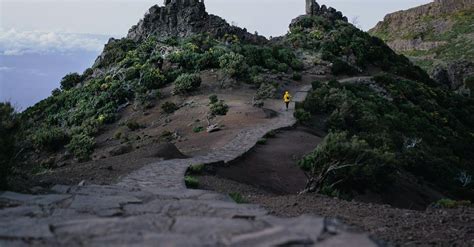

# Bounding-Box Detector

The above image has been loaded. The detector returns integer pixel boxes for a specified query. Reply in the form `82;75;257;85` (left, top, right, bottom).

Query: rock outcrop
127;0;266;44
432;60;474;93
304;0;348;22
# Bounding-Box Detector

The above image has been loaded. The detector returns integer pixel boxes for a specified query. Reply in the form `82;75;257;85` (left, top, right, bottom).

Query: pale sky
0;0;432;54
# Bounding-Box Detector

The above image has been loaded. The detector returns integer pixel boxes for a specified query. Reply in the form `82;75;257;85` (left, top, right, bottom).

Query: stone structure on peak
304;0;347;22
126;0;265;43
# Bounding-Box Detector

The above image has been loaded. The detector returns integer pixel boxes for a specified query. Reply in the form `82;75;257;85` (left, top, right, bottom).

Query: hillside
2;0;473;210
1;0;474;245
369;0;474;94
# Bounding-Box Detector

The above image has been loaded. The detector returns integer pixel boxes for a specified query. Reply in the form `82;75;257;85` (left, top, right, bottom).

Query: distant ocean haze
0;51;102;111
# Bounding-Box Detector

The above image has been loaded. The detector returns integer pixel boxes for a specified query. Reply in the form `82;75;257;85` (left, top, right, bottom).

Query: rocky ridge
369;0;474;93
127;0;266;44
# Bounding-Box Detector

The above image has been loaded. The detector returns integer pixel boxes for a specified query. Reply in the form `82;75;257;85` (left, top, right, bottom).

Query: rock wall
370;0;474;43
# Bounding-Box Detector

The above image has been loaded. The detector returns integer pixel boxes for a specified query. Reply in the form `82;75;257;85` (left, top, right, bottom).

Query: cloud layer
0;29;109;56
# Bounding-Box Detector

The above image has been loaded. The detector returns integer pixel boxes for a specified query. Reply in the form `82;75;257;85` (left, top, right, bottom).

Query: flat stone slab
0;191;71;206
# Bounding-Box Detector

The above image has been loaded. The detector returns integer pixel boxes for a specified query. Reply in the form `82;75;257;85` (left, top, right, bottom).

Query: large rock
127;0;267;44
432;60;474;92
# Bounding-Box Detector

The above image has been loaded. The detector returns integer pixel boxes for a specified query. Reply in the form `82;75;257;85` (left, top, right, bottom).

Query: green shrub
95;38;137;69
114;131;123;140
162;102;178;114
465;76;474;92
331;59;358;75
60;73;82;90
257;138;267;145
160;130;174;142
301;75;474;199
219;52;248;78
264;130;277;138
0;103;18;189
435;199;471;209
32;127;70;152
141;67;166;90
294;109;311;123
255;83;277;100
188;164;205;175
66;134;95;162
299;132;394;195
292;72;303;81
229;192;247;204
209;95;219;104
173;73;202;95
193;126;204;133
126;121;141;131
210;100;229;116
185;176;199;189
277;63;289;73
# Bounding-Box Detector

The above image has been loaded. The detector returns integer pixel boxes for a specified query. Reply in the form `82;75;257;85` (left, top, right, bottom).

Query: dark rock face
432;60;474;92
304;0;347;22
127;0;266;44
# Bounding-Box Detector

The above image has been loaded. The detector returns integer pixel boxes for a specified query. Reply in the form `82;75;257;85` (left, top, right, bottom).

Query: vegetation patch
435;199;471;209
300;75;474;199
257;138;267;145
209;95;229;116
185;176;199;189
173;73;202;95
188;164;205;175
0;103;18;189
66;134;96;162
229;192;247;204
193;126;205;133
162;102;179;114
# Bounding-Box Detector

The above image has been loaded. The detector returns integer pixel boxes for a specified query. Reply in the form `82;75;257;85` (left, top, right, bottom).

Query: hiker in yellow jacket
283;91;292;111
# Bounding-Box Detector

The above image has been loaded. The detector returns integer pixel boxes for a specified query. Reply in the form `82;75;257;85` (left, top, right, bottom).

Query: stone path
0;84;378;246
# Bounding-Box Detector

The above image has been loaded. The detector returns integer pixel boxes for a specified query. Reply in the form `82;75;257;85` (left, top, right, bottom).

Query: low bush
32;127;70;152
257;138;267;145
173;73;202;95
126;121;141;131
188;164;205;175
60;73;82;90
66;134;95;162
255;83;277;100
435;199;471;209
299;132;394;195
193;126;204;133
210;100;229;116
185;176;199;189
0;103;18;189
209;95;218;104
294;109;311;124
140;66;166;90
229;192;247;204
219;52;248;78
465;76;474;92
162;102;178;114
292;72;303;81
301;75;474;199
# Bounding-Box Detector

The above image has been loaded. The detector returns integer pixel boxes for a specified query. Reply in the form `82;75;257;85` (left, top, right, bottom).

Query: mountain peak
127;0;265;43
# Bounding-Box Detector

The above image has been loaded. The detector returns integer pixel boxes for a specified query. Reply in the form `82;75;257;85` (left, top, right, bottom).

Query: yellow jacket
284;92;291;103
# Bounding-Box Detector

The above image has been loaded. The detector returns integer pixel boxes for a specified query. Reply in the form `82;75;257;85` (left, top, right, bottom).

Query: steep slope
369;0;474;93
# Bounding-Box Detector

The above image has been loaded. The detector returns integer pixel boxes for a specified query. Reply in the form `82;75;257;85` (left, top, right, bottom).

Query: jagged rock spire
127;0;265;43
163;0;204;6
305;0;320;15
304;0;348;22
